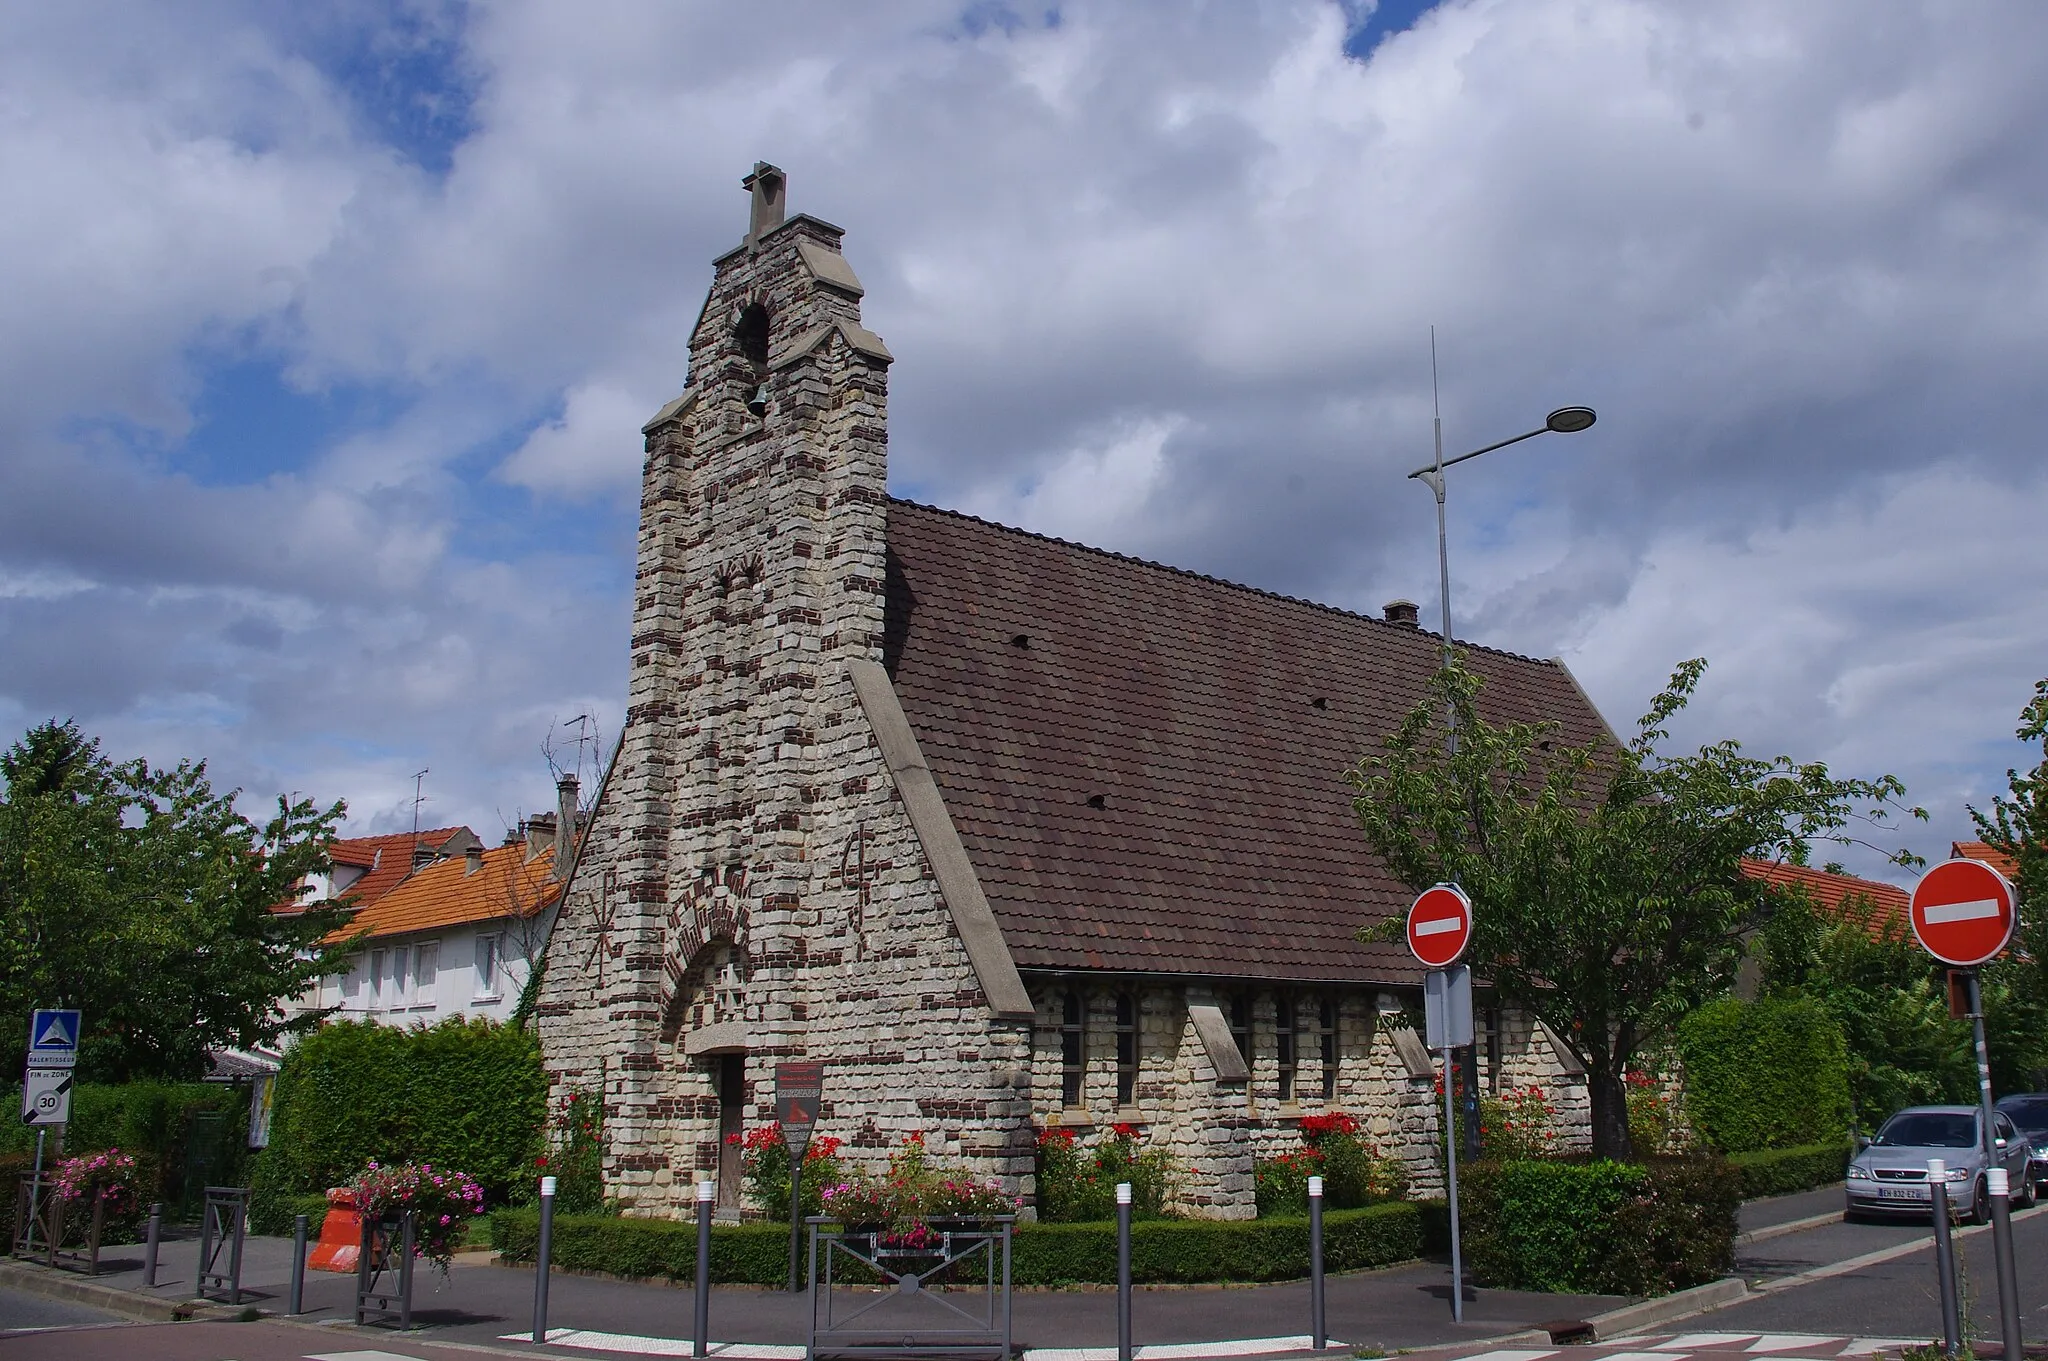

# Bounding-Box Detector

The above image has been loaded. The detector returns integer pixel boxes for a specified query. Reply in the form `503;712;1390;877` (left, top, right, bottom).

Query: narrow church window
1229;995;1253;1074
1114;992;1138;1107
1484;1007;1503;1094
1275;995;1297;1103
1318;997;1339;1100
1061;989;1085;1108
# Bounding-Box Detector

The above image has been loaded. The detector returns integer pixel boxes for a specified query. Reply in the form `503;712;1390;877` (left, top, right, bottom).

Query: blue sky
3;0;2047;879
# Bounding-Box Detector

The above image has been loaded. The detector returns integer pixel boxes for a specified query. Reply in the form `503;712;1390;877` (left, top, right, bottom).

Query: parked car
1844;1105;2035;1223
1995;1093;2048;1194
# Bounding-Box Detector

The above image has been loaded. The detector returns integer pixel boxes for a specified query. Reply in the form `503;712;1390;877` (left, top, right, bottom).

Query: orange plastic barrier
307;1188;362;1273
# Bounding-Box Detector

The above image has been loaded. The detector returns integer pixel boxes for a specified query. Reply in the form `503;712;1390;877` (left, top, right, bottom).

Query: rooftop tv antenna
410;768;430;860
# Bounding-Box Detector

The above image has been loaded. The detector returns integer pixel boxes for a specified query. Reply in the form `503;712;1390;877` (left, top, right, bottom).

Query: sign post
1910;860;2021;1361
775;1061;824;1293
1408;885;1473;1323
21;1008;79;1256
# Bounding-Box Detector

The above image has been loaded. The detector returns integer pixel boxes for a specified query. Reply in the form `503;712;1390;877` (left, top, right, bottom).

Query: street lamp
1408;405;1597;692
1406;403;1595;1164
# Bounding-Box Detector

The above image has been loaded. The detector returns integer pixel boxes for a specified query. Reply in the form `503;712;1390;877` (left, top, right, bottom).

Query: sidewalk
4;1226;1633;1358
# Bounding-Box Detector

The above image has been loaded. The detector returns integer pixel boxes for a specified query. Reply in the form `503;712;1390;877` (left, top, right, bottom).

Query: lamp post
1408;402;1595;1159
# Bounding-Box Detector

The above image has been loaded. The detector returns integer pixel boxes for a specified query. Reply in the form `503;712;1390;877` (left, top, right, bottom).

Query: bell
745;384;769;418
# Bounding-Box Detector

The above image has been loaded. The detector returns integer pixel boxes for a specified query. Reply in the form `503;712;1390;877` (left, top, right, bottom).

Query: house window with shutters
475;933;504;1002
412;943;439;1010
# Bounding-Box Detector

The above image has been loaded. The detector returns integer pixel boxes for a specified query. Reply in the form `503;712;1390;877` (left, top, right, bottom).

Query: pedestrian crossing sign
28;1009;79;1068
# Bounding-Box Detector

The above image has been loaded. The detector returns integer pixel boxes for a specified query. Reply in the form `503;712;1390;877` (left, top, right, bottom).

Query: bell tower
538;163;898;1208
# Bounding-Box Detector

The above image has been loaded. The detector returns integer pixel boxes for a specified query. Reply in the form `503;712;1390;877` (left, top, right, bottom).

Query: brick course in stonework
535;166;1590;1222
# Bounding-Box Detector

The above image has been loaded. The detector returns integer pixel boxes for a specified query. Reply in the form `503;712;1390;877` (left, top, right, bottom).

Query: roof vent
1311;697;1328;710
1086;794;1106;810
465;844;484;876
1383;599;1420;628
1011;634;1030;649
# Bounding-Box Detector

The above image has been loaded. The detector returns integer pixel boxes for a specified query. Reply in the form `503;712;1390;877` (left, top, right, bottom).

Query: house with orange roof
292;781;583;1026
1739;857;1911;930
299;826;482;911
1953;840;2021;879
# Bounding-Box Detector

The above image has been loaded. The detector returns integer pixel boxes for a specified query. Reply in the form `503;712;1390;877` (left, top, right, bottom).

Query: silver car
1844;1105;2036;1223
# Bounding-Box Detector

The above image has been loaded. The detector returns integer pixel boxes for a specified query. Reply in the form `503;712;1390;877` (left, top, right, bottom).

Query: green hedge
1679;997;1851;1153
491;1201;1425;1286
248;1189;333;1238
255;1018;545;1206
0;1081;247;1210
1728;1142;1852;1198
1460;1158;1739;1296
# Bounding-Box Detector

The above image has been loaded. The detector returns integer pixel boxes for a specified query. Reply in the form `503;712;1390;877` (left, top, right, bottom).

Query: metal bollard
532;1176;556;1345
1117;1182;1133;1361
694;1179;715;1359
1309;1175;1326;1350
1928;1161;1962;1359
142;1203;162;1288
399;1213;415;1331
1989;1169;2024;1361
290;1214;308;1315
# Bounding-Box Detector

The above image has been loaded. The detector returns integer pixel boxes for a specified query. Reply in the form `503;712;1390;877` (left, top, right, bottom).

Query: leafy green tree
1969;678;2048;1091
0;719;351;1081
1349;659;1922;1158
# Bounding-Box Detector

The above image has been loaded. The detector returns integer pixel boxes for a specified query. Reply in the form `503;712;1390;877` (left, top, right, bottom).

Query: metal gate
806;1217;1013;1360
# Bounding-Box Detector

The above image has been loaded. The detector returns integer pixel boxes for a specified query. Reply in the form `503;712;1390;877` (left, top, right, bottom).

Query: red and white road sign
1910;858;2018;968
1407;883;1474;968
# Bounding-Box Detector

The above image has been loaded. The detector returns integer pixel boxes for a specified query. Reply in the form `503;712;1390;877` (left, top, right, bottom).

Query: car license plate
1877;1185;1930;1201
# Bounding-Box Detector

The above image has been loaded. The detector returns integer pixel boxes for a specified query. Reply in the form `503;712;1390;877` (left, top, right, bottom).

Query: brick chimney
1383;599;1420;628
523;814;555;863
554;775;579;879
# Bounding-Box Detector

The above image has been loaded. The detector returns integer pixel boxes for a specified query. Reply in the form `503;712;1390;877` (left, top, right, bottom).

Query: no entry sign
1910;858;2018;968
1407;883;1474;968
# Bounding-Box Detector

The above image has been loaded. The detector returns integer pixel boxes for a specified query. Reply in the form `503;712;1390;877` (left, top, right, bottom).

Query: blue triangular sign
32;1013;74;1050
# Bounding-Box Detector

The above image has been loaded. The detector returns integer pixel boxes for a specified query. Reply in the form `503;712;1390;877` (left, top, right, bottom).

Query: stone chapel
534;164;1608;1219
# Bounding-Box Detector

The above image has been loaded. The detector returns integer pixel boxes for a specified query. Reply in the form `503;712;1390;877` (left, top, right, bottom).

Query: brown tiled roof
1953;841;2020;878
882;499;1617;987
327;827;474;908
1740;857;1909;929
330;841;561;944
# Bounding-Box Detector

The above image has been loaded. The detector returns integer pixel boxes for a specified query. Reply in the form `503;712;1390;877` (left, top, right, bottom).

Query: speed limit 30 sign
22;1067;71;1126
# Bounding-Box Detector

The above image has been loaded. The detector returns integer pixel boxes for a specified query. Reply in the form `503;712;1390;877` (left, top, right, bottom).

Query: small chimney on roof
555;775;579;880
1383;599;1420;628
412;839;437;870
524;814;555;863
465;843;484;877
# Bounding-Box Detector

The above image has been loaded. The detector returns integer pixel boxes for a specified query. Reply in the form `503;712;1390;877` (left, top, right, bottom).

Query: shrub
1479;1086;1561;1161
1460;1157;1739;1296
1678;997;1851;1153
1627;1069;1690;1154
1255;1113;1405;1215
248;1189;331;1237
0;1081;247;1208
490;1199;1425;1286
347;1161;488;1271
813;1133;1019;1246
1727;1141;1852;1198
731;1121;845;1221
255;1018;545;1206
538;1091;608;1215
1035;1124;1177;1222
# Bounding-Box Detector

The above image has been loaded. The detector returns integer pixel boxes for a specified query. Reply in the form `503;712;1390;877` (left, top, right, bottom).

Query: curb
0;1257;238;1323
1585;1275;1749;1338
1739;1211;1844;1246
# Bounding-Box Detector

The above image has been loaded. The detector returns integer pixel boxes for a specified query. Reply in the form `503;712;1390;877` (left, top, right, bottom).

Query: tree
1967;676;2048;1091
1349;659;1922;1158
0;720;352;1081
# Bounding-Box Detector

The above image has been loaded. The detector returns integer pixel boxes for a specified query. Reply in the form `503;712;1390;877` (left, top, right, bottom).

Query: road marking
308;1351;440;1361
1026;1339;1343;1361
1442;1351;1555;1361
1747;1337;1839;1352
1924;898;2002;924
1652;1335;1761;1350
507;1332;808;1358
1415;917;1463;936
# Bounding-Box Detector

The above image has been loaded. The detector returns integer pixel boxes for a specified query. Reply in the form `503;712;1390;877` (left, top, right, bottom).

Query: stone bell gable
536;165;1040;1216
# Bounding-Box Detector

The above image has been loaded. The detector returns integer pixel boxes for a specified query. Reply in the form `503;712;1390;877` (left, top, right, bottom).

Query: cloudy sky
3;0;2044;879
